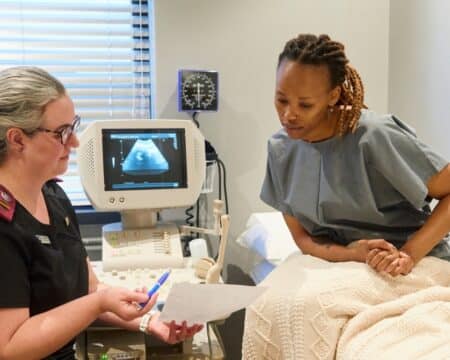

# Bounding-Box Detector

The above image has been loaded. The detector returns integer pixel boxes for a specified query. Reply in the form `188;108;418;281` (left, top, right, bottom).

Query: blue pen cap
157;270;171;285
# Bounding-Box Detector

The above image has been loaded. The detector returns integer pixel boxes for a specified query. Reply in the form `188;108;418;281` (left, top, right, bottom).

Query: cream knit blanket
242;253;450;359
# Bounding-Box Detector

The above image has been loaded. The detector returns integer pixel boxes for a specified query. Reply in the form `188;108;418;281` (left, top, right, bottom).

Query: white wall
153;0;390;241
389;0;450;158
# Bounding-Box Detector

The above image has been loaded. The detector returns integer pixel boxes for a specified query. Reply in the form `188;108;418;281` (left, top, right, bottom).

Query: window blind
0;0;152;206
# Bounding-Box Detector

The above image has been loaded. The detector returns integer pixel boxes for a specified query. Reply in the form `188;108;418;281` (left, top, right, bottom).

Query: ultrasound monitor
77;119;206;229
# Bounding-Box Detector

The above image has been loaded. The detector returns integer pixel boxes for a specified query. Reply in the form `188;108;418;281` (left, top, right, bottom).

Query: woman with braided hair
242;34;450;358
262;33;450;275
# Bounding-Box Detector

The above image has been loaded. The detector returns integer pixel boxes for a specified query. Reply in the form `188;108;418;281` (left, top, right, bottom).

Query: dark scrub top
0;180;89;360
261;110;450;256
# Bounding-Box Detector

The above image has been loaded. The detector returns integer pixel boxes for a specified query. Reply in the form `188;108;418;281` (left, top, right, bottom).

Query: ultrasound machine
75;119;226;359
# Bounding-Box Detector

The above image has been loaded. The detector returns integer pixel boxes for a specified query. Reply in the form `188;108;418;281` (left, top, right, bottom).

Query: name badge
36;234;51;245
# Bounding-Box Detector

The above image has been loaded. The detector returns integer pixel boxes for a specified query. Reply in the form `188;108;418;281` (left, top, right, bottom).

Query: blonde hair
0;66;66;162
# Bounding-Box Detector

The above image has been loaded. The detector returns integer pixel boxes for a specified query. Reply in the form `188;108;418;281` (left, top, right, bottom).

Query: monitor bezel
77;119;205;212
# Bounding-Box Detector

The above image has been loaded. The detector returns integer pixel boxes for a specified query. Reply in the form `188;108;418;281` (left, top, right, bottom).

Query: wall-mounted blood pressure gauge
178;69;218;112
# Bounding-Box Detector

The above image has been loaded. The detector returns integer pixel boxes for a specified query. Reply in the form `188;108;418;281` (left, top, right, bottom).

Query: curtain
0;0;152;206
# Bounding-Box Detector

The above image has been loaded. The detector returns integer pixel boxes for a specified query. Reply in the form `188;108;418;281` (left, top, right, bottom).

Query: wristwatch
139;310;157;334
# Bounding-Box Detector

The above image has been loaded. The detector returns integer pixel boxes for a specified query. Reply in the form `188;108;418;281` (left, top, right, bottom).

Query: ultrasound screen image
102;128;187;191
122;139;169;176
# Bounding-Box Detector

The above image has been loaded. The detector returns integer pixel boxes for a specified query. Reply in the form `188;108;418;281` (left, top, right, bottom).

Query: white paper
159;283;267;324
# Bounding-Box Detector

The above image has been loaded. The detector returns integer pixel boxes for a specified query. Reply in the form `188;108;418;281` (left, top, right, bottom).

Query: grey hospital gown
261;109;450;258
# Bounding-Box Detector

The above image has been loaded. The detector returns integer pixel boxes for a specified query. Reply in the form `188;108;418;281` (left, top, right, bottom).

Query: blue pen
139;269;171;307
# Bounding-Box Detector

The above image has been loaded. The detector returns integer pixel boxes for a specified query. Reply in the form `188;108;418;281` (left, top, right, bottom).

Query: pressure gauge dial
178;70;218;112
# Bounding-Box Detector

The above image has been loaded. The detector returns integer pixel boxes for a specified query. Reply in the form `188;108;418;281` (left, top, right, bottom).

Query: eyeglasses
35;115;81;145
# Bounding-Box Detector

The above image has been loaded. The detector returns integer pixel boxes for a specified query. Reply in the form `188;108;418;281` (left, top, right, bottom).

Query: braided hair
278;34;366;135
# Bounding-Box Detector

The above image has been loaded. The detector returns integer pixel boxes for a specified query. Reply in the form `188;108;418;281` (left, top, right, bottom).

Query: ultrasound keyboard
91;261;202;302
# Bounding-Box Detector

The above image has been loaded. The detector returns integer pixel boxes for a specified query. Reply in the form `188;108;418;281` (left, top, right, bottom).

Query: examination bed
237;212;450;359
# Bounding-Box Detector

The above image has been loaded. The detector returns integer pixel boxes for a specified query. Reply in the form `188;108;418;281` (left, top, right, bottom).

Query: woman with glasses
0;67;202;360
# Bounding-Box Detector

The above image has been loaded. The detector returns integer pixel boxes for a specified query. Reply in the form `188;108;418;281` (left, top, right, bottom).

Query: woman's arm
0;286;150;360
0;296;101;360
283;214;395;262
86;259;203;343
400;164;450;266
86;258;146;331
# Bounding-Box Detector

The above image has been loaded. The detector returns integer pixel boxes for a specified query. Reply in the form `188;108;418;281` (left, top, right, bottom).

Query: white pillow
236;212;299;264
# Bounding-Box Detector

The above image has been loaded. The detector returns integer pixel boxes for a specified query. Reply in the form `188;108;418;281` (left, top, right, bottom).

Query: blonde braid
336;65;366;136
